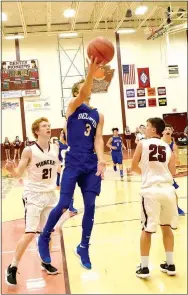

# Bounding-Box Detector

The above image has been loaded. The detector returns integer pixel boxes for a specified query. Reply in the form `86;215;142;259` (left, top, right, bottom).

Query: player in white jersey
131;117;178;279
5;117;60;286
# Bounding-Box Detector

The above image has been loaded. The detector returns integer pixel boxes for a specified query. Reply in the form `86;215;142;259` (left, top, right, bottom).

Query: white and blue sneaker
74;244;92;270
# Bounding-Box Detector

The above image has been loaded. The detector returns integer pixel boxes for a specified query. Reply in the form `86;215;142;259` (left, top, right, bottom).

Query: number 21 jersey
67;104;99;154
25;143;59;192
140;138;173;188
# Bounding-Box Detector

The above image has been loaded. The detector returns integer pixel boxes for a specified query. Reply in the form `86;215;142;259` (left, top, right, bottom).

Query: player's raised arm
66;57;103;118
94;113;106;179
131;142;142;174
5;147;31;178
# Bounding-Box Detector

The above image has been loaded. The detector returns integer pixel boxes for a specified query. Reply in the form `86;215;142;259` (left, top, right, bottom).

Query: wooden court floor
1;148;187;294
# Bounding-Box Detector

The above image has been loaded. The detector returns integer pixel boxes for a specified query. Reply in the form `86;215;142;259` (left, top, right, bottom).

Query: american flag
122;64;136;85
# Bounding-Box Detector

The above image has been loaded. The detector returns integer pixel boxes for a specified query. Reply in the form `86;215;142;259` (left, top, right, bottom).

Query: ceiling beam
93;2;109;30
47;2;52;32
71;2;80;31
17;1;27;37
137;6;159;31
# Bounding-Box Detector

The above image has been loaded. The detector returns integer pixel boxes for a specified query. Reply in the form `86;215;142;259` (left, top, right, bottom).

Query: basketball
87;37;114;65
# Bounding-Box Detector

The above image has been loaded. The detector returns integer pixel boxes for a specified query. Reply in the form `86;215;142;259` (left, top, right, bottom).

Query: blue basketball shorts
111;151;123;165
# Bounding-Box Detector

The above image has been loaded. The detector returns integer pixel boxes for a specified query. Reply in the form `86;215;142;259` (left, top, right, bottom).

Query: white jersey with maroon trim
140;138;173;189
24;143;59;192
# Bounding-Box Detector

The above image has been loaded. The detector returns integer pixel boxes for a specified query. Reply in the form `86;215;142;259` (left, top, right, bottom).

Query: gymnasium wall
2;30;187;142
120;31;187;131
2;32;122;141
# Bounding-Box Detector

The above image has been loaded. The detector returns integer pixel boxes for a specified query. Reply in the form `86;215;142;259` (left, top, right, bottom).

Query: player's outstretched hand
86;56;104;76
5;160;15;172
96;160;106;180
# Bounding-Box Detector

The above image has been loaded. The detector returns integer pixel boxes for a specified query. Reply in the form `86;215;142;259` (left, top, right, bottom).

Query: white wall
2;30;187;139
19;35;65;139
120;31;187;132
2;32;123;138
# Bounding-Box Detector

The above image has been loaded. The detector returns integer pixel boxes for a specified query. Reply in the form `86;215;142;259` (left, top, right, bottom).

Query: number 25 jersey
24;143;59;192
140;138;173;189
67;104;99;154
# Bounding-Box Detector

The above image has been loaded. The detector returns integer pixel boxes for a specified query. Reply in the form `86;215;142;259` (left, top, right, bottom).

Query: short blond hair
32;117;49;139
72;79;85;97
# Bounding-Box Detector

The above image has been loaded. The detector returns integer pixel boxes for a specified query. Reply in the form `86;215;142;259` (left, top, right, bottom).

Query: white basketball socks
166;252;174;265
141;256;149;268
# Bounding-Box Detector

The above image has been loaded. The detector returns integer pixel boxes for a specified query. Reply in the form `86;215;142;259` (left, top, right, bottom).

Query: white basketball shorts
140;184;178;233
22;190;58;233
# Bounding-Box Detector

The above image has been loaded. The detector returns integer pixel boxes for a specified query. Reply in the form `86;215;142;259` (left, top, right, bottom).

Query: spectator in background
3;137;11;161
59;129;67;144
184;126;188;137
12;136;22;161
125;126;132;152
24;137;31;147
135;125;146;145
135;127;140;136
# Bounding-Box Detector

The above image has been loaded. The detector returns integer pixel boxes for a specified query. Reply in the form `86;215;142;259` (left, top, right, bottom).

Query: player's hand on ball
86;56;104;76
96;160;106;180
5;160;15;172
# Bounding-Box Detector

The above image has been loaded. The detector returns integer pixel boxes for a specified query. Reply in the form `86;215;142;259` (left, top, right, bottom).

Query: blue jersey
169;141;174;151
67;104;99;154
58;141;68;162
112;136;122;152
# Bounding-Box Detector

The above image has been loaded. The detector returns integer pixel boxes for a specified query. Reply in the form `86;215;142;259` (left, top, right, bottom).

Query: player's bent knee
24;232;35;241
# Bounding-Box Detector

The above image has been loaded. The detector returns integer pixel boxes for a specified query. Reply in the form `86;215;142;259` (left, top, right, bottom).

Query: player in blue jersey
56;129;78;215
162;124;185;216
106;128;126;179
37;57;106;270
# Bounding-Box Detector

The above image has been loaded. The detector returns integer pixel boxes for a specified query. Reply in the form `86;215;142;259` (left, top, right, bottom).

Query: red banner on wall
148;98;157;107
137;68;150;88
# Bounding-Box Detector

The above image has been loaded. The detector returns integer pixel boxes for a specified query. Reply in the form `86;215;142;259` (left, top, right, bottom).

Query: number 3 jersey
67;103;99;154
140;138;173;189
24;143;59;192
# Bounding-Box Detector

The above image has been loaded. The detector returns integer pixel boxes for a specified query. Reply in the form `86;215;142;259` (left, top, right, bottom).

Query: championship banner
24;100;51;111
157;87;166;96
148;98;157;107
137;88;145;97
137;68;150;88
127;100;136;109
90;65;114;93
137;99;146;108
1;60;40;98
158;97;167;106
147;87;156;96
126;89;135;98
